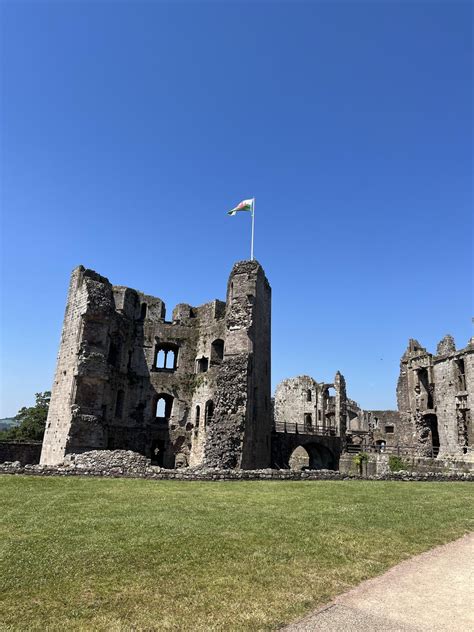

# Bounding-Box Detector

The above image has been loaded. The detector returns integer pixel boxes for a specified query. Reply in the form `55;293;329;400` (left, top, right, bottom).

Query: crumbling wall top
436;334;456;357
80;267;111;286
228;259;271;292
230;259;264;275
401;338;428;360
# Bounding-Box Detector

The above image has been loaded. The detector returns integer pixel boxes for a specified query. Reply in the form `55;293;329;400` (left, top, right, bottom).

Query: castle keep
40;260;473;470
41;260;271;468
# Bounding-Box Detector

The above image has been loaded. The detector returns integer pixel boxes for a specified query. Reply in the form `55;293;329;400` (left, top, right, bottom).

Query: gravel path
282;532;474;631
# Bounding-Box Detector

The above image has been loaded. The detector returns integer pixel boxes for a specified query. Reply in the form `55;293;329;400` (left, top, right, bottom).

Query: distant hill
0;417;18;432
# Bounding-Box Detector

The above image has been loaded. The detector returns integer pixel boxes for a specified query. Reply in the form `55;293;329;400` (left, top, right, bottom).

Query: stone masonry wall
274;376;318;428
41;268;113;464
41;260;272;470
1;451;472;481
396;336;474;457
205;260;272;469
0;441;42;465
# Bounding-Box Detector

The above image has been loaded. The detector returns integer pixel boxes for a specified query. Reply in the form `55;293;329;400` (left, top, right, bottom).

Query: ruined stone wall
274;373;348;435
272;373;349;468
4;456;473;480
204;260;272;469
41;260;271;469
335;371;347;446
0;441;42;465
370;410;413;448
433;341;474;456
339;453;473;476
346;398;362;431
41;268;115;464
396;336;474;457
274;376;319;428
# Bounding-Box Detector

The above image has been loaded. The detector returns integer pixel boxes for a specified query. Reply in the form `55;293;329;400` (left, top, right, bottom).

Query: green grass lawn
0;476;472;631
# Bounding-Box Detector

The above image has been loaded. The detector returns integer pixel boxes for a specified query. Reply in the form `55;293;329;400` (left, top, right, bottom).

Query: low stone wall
339;453;474;476
0;449;472;482
0;441;42;466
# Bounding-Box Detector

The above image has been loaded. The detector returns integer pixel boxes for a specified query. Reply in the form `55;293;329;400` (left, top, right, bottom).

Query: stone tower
203;260;272;468
40;260;272;468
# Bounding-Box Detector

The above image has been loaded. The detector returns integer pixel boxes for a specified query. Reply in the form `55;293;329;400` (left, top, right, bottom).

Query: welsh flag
228;198;254;216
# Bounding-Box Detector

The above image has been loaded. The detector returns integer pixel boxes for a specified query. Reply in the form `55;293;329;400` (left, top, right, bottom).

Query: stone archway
272;431;342;470
304;442;336;470
289;442;336;470
289;446;310;470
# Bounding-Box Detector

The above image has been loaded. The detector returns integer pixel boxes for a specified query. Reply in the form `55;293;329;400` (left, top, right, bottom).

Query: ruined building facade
41;260;272;468
40;260;473;470
269;335;473;467
271;374;347;469
341;336;474;458
395;336;473;456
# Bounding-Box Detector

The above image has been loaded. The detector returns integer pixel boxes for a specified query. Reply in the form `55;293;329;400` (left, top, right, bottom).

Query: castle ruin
40;260;473;469
41;260;271;468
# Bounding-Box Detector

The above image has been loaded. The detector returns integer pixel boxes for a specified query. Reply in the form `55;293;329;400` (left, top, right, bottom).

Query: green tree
0;392;51;441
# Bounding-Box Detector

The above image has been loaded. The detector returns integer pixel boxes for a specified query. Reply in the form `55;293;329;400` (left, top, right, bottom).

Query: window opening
205;400;214;425
155;394;173;419
108;339;121;368
154;344;178;371
115;390;125;418
197;357;209;373
455;358;466;391
211;339;224;364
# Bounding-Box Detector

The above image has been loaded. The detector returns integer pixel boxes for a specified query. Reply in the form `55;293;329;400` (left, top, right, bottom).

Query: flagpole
250;198;255;261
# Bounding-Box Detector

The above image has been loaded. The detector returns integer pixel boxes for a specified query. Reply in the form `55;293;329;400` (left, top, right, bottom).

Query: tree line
0;391;50;442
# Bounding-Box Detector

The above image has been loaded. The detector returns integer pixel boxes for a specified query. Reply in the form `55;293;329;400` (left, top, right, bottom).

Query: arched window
155;394;173;420
304;413;312;430
205;400;214;425
195;405;201;427
156;349;165;367
211;339;224;364
165;349;176;369
306;389;312;402
154;344;178;371
140;302;147;319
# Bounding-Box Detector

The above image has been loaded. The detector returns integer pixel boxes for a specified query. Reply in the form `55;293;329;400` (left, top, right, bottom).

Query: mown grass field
0;476;472;631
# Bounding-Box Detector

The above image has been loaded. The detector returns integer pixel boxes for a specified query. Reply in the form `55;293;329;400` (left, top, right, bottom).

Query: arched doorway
423;413;440;457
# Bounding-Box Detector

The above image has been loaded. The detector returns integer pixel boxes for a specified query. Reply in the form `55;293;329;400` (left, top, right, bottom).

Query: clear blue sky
1;1;472;417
